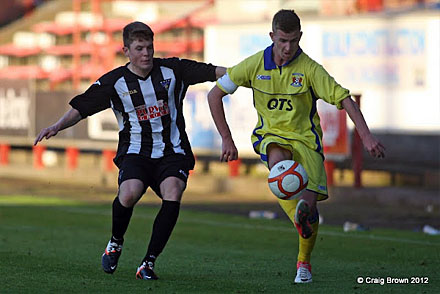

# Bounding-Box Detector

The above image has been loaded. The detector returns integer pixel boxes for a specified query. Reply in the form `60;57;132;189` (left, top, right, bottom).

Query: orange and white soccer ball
268;160;308;200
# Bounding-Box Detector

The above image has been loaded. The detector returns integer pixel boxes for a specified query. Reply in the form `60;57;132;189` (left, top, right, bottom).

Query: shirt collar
125;62;152;80
263;44;303;70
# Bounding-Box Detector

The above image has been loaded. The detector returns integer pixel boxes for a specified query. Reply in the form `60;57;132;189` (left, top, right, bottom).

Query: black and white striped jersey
70;58;217;167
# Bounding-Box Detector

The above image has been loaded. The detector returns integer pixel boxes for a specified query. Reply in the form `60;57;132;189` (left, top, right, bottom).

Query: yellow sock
277;198;299;224
298;221;318;263
277;198;319;264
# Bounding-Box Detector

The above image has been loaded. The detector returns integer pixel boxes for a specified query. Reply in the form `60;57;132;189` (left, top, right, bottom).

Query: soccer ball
268;160;308;200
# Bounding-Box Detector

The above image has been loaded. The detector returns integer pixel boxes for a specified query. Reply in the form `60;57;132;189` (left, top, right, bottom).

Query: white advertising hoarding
315;14;439;132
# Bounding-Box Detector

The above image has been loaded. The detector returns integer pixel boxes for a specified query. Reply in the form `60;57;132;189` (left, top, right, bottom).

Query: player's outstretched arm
215;66;227;79
207;85;238;162
34;108;82;145
341;97;385;158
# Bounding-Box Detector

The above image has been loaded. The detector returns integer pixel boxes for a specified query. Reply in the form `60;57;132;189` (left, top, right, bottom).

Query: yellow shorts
255;135;328;201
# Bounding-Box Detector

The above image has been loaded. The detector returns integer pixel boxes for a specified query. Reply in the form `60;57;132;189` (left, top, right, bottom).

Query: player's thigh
152;154;194;200
159;176;186;202
290;142;328;200
259;136;295;168
267;143;292;169
117;154;150;206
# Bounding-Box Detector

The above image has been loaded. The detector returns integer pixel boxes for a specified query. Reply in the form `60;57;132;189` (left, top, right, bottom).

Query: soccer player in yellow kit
207;9;385;283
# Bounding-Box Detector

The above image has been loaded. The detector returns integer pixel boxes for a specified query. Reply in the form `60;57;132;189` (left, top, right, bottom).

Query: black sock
144;200;180;262
111;236;124;245
112;196;133;241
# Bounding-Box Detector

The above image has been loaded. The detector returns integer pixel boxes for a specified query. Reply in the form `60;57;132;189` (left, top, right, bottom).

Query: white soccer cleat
295;261;312;283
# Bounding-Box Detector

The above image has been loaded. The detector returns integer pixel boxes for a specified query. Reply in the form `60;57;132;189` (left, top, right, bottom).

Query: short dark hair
122;21;154;47
272;9;301;33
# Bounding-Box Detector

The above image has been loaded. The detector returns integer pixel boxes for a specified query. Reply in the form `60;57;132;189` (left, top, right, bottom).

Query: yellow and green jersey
217;45;350;158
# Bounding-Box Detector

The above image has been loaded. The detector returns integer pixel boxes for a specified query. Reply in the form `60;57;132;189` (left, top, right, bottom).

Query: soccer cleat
136;261;159;280
294;199;313;239
295;261;312;283
101;239;123;274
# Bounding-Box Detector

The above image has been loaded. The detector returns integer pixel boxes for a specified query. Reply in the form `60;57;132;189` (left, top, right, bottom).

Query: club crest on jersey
135;100;170;121
160;79;171;90
291;73;304;87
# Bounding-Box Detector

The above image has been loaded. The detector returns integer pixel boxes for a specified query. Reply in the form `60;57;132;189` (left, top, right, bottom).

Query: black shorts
117;153;194;197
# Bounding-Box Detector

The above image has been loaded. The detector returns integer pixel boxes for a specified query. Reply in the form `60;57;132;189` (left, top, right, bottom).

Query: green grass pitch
0;196;438;293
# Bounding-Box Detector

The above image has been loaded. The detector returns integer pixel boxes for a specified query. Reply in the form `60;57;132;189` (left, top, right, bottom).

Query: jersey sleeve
227;57;252;88
309;63;350;109
69;78;116;118
216;57;253;94
216;73;239;94
160;58;217;85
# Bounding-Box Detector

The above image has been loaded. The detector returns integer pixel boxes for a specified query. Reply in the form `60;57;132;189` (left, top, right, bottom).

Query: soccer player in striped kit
207;10;385;283
34;21;226;280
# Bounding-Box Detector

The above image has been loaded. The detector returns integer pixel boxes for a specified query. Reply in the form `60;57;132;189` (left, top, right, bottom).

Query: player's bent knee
299;190;318;209
118;179;145;206
160;177;186;202
118;192;143;207
161;187;184;202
